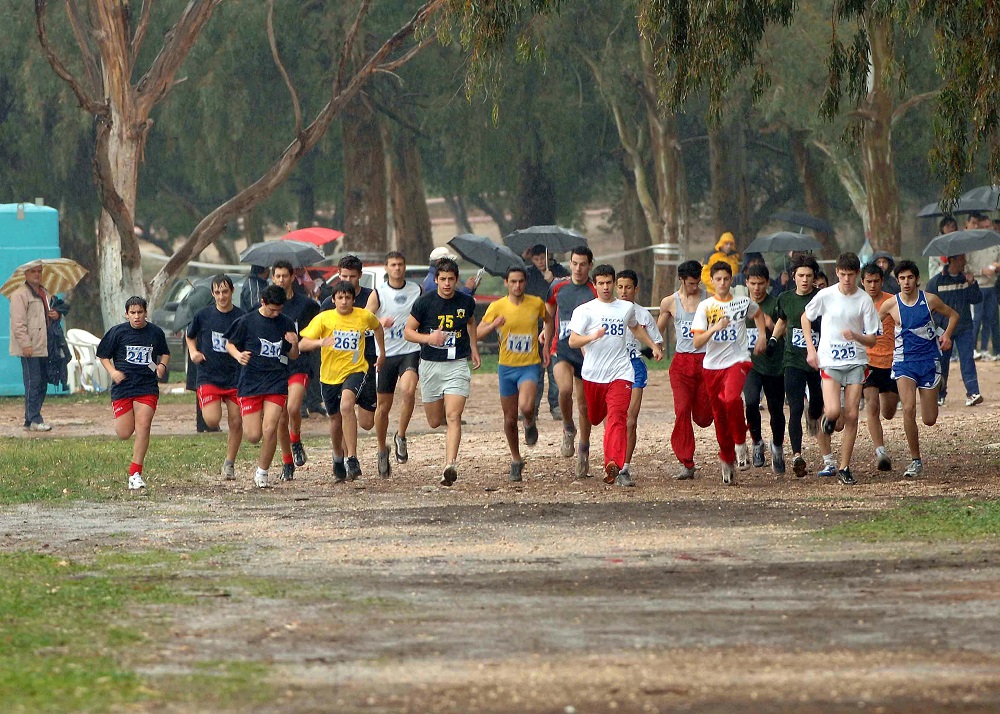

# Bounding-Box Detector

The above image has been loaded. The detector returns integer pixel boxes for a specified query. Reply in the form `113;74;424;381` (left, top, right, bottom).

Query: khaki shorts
419;358;471;402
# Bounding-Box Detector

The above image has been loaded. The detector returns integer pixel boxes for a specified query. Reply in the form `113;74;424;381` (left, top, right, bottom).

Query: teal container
0;203;62;396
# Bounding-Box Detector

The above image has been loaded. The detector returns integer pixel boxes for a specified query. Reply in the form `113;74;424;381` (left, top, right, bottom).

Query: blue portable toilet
0;203;62;396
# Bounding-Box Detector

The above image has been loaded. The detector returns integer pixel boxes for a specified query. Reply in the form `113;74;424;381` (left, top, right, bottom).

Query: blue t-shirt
96;322;170;401
225;310;296;397
187;304;246;389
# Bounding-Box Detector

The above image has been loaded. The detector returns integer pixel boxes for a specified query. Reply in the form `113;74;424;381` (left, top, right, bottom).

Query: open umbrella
922;229;1000;257
504;225;588;255
771;210;834;235
1;258;88;299
239;239;324;269
916;196;994;218
447;234;525;277
280;227;344;246
959;185;1000;212
745;231;822;254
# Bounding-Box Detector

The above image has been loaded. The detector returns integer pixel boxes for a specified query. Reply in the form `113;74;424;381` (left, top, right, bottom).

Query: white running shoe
903;459;923;478
127;473;146;490
966;393;984;407
221;462;236;480
721;460;736;485
254;469;269;488
735;443;751;470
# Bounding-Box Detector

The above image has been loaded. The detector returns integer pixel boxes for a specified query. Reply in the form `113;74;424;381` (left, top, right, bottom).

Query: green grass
0;549;272;713
819;499;1000;542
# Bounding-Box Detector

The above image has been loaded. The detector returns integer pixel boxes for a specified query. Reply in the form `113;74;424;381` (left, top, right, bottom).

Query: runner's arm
928;294;959;351
630;324;663;361
771;317;787;340
184;334;205;363
568;326;605;349
365;290;380;314
691;317;727;350
752;310;768;355
800;311;819;367
373;324;386;369
99;357;126;383
656;295;673;334
468;316;481;369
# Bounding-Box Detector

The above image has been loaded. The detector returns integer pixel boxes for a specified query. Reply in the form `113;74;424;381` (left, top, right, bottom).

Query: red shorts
112;394;159;419
288;373;309;388
197;384;239;409
239;394;288;416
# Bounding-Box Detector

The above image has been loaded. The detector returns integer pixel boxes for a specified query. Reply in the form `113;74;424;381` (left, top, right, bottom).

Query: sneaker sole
441;465;458;486
876;457;892;472
792;459;807;478
393;434;409;463
603;463;619;484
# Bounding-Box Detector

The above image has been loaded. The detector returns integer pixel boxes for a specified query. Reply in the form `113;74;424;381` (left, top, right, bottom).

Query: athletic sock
256;466;268;478
224;459;235;467
333;455;345;464
129;462;142;476
823;453;836;465
282;452;294;465
875;446;887;455
622;462;630;471
290;432;300;443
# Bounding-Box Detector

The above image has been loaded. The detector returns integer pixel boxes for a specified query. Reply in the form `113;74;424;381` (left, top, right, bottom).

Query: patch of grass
819;499;1000;542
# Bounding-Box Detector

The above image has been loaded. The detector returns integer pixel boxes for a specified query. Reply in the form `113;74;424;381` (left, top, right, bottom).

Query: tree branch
377;34;437;73
267;0;302;137
336;0;373;93
34;0;106;115
891;90;939;128
130;0;154;69
64;0;101;97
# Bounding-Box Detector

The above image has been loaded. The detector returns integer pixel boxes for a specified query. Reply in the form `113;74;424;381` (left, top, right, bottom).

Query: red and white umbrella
280;227;344;246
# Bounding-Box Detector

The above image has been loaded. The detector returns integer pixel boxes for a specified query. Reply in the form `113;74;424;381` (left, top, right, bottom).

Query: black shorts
863;365;898;394
377;352;420;394
322;370;374;414
553;345;584;379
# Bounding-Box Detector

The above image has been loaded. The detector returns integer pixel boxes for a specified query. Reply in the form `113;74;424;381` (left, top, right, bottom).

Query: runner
656;260;714;480
770;255;832;477
614;269;664;480
225;285;299;488
802;252;880;486
300;280;385;482
742;264;786;473
545;246;597;477
691;261;767;484
404;257;481;486
185;274;246;480
97;297;171;490
477;265;552;481
879;260;959;478
371;251;423;478
860;262;899;473
271;260;320;479
569;265;662;486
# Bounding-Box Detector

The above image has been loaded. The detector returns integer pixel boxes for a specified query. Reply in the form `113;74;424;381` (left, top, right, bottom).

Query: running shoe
560;426;577;457
903;459;923;478
28;422;52;432
771;443;786;474
509;460;524;482
377;449;391;478
966;393;984;407
221;462;236;481
550;408;562;421
253;470;268;489
127;473;147;490
821;416;835;435
792;454;807;478
974;350;985;361
524;421;539;447
876;448;892;472
280;462;295;482
735;443;751;470
837;467;856;485
291;441;307;467
393;432;409;463
603;461;619;484
937;395;946;407
346;456;362;480
806;416;818;437
615;469;635;488
818;461;837;478
721;460;735;485
333;459;347;483
674;465;696;480
575;443;590;479
752;441;766;468
620;464;632;478
441;463;458;486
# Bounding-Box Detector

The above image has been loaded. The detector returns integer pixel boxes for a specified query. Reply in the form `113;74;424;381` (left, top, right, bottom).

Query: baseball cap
429;246;458;261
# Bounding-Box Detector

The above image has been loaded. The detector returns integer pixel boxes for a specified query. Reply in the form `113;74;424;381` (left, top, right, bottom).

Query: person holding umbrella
926;253;983;407
524;244;568;420
240;264;270;312
8;260;60;431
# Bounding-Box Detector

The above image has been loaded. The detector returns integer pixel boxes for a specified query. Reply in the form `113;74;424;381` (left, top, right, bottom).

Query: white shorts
419;358;471;402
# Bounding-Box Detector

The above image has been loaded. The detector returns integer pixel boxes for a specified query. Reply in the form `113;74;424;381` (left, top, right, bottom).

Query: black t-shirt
96;322;170;401
187;305;246;389
323;285;377;362
225;310;296;397
280;292;320;375
409;290;477;362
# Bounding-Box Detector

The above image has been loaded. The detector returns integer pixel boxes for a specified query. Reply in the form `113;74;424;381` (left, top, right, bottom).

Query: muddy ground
3;363;1000;712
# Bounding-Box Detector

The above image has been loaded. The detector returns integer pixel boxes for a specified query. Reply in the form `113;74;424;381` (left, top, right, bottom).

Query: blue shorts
891;359;941;390
498;364;541;398
630;357;648;389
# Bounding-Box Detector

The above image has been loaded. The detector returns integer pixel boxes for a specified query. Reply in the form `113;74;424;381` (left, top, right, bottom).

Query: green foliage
819;499;1000;542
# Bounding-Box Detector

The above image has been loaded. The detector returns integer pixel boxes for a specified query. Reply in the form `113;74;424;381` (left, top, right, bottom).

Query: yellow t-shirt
300;308;380;385
482;295;547;367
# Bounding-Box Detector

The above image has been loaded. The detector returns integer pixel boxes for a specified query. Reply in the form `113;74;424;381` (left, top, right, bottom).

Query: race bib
677;320;694;341
829;341;857;361
387;324;406;341
259;338;283;359
125;345;152;365
601;319;626;337
791;327;820;349
211;331;227;353
712;325;739;342
558;320;572;339
747;327;759;351
506;333;534;354
331;330;360;352
431;331;457;349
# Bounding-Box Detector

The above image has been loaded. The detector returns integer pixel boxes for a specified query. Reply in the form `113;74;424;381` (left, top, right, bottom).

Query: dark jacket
926;268;982;335
872;252;900;294
240;274;269;312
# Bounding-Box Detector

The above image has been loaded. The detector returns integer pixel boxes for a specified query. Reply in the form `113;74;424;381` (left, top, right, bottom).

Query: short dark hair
211;274;234;291
835;252;861;272
125;296;147;312
272;260;293;275
530;244;547;257
861;262;884;279
939;215;956;232
677;260;702;281
969;212;986;222
894;259;920;279
384;251;405;264
260;284;287;306
710;260;732;277
338;255;363;273
435;258;459;278
746;264;770;281
504;265;526;280
790;255;819;278
251;264;269;276
593;264;616;280
816;270;828;283
331;279;356;297
615;269;638;287
571;245;594;264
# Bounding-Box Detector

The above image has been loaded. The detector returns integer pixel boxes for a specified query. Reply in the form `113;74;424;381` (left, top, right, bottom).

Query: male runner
879;260;959;478
478;265;552;481
860;262;899;473
404;257;481;486
225;285;299;488
615;269;664;480
545;246;597;477
657;259;714;480
770;255;831;477
802;252;880;486
371;251;423;478
300;280;385;482
271;260;320;478
742;264;786;473
97;297;171;490
186;274;246;480
569;265;662;486
691;262;767;484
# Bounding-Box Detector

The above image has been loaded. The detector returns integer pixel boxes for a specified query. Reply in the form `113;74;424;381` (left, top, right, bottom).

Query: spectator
965;212;1000;360
422;247;478;295
9;260;59;431
928;215;957;280
700;233;740;295
871;252;900;294
524;243;568;420
732;252;779;296
240;264;269;312
926;253;983;406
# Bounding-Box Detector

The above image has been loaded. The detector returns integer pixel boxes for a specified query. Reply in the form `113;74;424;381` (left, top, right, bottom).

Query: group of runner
95;244;963;490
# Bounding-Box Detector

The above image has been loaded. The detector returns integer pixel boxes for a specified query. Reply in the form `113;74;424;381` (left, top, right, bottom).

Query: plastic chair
66;328;110;393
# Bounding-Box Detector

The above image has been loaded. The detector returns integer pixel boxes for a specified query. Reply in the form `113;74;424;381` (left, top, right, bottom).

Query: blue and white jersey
893;290;940;363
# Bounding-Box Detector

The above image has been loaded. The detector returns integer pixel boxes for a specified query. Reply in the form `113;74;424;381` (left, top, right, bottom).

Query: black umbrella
447;234;525;277
922;229;1000;256
916;196;994;218
239;239;325;269
745;231;823;254
503;225;588;255
960;185;1000;212
771;210;834;235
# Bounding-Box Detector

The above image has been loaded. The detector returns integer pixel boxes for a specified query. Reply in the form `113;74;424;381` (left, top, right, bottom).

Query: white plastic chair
66;328;110;393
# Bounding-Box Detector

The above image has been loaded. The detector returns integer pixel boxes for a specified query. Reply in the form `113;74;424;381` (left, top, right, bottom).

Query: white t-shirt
624;303;663;360
803;285;881;368
375;280;422;357
691;294;759;370
568;298;638;384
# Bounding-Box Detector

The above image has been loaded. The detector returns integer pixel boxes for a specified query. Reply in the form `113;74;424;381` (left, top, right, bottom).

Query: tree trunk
342;93;388;255
293;151;317;229
389;130;434;260
514;157;556;229
708;105;752;248
244;209;265;248
444;195;473;235
789;129;838;258
620;165;654;303
812;139;870;236
59;206;104;335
